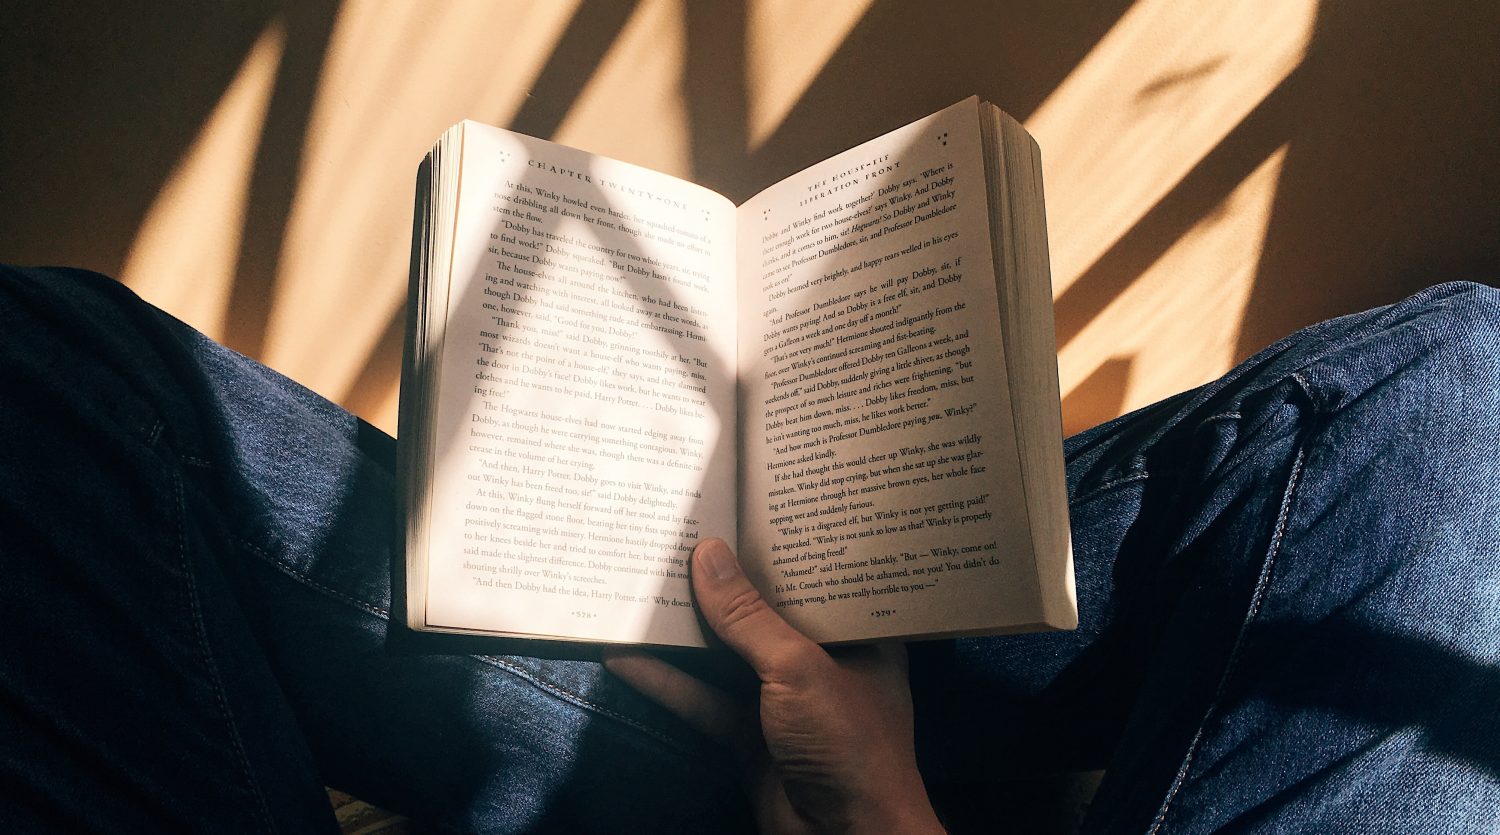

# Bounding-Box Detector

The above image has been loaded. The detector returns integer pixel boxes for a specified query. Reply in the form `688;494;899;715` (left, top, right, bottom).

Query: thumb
692;538;825;683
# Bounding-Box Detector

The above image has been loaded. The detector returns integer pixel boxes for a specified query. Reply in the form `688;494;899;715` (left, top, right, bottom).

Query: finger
601;649;743;745
690;538;826;684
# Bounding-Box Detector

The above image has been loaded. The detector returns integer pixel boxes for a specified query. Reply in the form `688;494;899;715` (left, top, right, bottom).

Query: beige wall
3;0;1496;436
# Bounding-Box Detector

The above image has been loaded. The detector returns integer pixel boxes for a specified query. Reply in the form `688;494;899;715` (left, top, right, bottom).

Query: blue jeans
0;264;1496;833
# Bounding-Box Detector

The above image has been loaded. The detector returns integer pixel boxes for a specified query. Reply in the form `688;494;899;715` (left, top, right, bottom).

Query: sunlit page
735;99;1042;642
425;123;736;646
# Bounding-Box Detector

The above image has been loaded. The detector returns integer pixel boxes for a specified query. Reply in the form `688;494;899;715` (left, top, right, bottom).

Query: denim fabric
1;265;1496;833
0;266;745;833
910;281;1500;832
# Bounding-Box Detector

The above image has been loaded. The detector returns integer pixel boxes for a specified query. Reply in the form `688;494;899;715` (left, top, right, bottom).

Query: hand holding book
606;538;946;835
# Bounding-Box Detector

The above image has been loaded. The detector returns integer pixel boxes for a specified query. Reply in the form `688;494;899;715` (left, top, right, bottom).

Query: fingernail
696;538;740;580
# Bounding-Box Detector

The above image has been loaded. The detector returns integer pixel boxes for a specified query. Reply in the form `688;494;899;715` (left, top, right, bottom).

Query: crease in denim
230;535;689;756
1147;439;1311;833
172;464;276;831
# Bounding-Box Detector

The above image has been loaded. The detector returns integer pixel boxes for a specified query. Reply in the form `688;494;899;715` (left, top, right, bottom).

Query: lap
0;265;747;832
3;265;1496;832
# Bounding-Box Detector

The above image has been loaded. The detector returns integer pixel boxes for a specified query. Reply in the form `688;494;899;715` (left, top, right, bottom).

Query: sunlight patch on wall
745;0;873;152
259;0;580;415
1023;0;1316;298
552;0;692;180
119;19;285;332
1059;144;1291;419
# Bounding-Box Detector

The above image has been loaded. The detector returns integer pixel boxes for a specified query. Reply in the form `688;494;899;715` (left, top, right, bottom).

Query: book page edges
398;154;432;630
823;620;1065;646
399;124;468;631
983;104;1078;630
412;621;710;649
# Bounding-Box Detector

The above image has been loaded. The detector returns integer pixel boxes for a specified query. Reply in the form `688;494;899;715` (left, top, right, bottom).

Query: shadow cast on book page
403;124;737;652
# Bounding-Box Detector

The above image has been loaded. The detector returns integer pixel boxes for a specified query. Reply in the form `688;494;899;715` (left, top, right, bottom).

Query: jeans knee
1297;281;1500;423
1413;280;1500;386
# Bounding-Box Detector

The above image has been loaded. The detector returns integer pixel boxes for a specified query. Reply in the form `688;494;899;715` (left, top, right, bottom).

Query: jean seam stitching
468;655;684;751
174;470;278;833
232;539;688;754
235;536;391;619
1289;371;1315;403
1072;472;1150;504
1145;438;1310;834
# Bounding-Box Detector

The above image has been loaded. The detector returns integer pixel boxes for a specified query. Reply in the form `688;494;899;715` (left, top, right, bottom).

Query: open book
399;97;1075;649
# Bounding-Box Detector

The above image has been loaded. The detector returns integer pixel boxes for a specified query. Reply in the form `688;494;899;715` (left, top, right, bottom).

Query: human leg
7;264;1496;832
1112;282;1500;834
0;266;338;830
0;265;749;832
910;281;1500;832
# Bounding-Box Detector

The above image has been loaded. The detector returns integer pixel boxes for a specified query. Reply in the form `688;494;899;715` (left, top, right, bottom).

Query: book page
736;99;1045;643
425;124;737;647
